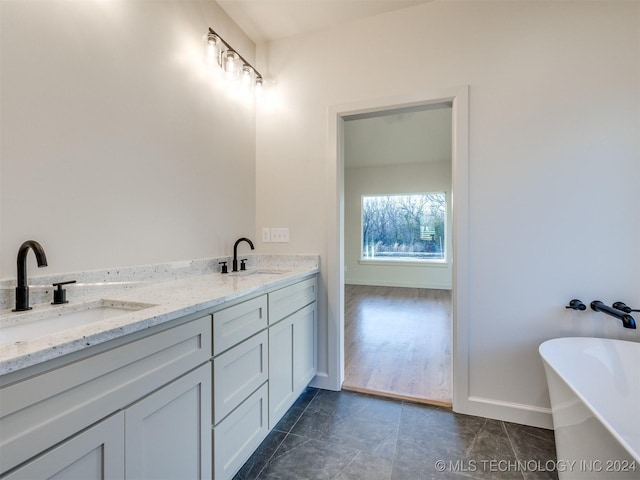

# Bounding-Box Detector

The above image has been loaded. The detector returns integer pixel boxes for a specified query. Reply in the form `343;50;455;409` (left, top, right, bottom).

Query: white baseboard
310;372;339;391
456;396;553;429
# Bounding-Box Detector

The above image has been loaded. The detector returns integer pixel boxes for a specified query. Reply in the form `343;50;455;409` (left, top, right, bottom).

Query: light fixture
204;27;263;93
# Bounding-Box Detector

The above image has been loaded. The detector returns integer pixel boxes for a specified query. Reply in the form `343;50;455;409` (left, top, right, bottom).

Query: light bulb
222;50;240;80
204;33;220;68
242;65;254;89
255;76;263;96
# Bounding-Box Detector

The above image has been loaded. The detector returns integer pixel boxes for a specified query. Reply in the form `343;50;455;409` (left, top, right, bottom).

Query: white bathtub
540;337;640;479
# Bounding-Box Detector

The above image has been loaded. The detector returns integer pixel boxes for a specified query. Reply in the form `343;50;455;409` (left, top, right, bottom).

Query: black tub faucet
591;301;636;329
13;240;48;312
232;237;254;272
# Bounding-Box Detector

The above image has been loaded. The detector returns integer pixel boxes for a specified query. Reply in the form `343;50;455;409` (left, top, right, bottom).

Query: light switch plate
271;227;289;243
262;227;271;242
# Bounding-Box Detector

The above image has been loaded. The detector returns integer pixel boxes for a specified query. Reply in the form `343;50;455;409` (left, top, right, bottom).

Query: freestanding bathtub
540;337;640;479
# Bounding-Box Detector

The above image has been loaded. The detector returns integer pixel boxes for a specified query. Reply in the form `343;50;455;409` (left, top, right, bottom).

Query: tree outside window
361;193;446;261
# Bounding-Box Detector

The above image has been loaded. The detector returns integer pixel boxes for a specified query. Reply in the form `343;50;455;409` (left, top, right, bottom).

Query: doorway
325;86;470;413
341;103;453;405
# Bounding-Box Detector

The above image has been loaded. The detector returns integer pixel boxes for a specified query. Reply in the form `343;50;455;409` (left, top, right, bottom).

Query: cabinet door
3;412;124;480
293;303;317;395
125;363;212;480
268;303;318;429
268;317;295;429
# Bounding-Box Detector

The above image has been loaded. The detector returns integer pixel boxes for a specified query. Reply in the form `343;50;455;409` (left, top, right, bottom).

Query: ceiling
217;0;433;44
344;104;452;168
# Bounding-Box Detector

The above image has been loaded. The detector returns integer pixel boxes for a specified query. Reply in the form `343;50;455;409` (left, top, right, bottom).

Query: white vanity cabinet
4;363;211;480
0;314;212;479
212;295;269;480
268;277;317;428
0;271;318;480
212;274;317;480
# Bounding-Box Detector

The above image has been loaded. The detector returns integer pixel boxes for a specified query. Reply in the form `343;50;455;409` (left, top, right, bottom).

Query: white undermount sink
0;299;156;346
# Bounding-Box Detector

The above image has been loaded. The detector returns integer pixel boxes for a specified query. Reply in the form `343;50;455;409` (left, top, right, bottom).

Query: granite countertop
0;255;319;376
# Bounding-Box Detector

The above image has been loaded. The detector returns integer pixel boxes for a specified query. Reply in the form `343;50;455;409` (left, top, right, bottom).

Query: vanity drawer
213;330;268;424
268;277;317;325
213;295;267;355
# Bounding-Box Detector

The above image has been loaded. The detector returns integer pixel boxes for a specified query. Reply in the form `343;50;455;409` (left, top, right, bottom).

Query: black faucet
591;301;636;329
13;240;48;312
232;237;254;272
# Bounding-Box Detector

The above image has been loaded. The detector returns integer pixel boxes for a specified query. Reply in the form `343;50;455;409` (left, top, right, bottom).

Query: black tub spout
591;301;636;329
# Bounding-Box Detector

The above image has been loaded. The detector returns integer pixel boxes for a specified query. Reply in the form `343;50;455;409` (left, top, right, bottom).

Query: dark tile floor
234;388;558;480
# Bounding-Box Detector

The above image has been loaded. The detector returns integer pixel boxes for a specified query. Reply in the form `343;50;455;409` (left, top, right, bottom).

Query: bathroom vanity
0;257;318;480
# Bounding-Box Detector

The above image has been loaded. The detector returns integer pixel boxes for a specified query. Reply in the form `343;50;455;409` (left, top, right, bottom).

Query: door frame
326;86;469;412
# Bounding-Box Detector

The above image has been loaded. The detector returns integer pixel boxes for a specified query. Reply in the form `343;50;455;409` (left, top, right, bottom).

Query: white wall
256;1;640;427
0;0;256;278
344;162;452;289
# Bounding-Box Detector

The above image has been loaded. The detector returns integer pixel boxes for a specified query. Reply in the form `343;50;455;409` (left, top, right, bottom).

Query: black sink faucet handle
52;280;76;305
240;259;248;271
219;261;228;274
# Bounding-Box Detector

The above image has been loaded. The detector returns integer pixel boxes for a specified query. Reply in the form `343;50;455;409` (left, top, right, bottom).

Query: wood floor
343;285;452;406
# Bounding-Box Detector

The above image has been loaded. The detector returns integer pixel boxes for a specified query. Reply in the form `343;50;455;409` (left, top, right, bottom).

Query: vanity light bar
207;27;263;89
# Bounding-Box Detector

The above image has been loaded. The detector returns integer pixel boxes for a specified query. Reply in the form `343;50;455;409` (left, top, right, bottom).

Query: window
361;193;446;262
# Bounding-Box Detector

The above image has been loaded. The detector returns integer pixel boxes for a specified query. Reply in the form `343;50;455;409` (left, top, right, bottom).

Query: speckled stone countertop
0;255;319;376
